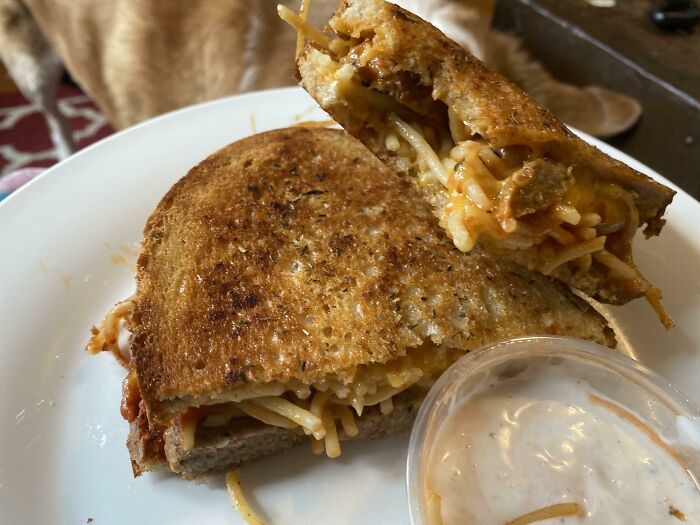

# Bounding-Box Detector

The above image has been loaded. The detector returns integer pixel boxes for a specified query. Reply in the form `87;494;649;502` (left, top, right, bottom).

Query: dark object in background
650;0;700;32
493;0;700;200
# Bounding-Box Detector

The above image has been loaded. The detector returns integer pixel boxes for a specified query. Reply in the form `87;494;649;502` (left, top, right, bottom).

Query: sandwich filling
173;338;454;459
86;125;617;477
282;4;672;326
89;298;457;459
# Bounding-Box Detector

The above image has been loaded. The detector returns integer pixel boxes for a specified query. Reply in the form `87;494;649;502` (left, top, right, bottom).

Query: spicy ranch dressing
425;362;700;524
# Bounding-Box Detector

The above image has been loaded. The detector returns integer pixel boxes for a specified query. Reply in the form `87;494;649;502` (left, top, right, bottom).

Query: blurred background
0;0;698;199
493;0;699;198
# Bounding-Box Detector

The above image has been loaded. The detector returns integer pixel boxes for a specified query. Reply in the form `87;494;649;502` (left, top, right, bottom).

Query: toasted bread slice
131;127;613;420
117;127;615;475
293;0;674;322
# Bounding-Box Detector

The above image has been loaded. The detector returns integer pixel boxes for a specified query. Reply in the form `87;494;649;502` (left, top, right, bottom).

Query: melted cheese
385;115;672;327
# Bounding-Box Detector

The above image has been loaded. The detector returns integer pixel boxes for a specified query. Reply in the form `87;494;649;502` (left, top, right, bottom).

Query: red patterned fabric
0;84;113;177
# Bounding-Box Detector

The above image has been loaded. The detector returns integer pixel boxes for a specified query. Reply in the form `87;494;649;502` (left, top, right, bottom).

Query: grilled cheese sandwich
291;0;675;326
89;127;615;478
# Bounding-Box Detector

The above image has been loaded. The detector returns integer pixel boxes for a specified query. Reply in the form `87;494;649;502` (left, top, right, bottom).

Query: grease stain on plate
110;254;126;265
37;258;74;290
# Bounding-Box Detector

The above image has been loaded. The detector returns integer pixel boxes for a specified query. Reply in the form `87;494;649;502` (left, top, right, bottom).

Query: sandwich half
289;0;675;324
89;127;615;479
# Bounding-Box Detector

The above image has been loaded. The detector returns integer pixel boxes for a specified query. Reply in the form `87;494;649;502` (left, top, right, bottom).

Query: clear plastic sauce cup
407;336;700;525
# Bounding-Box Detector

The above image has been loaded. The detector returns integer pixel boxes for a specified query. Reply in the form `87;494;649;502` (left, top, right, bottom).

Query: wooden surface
494;0;700;199
536;0;700;101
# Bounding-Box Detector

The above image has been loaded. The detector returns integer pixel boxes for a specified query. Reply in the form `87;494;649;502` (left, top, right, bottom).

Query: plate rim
0;85;698;525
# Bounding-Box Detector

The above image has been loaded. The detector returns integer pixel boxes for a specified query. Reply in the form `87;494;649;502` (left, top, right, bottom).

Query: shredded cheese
553;204;581;225
380;397;394;415
388;114;450;187
181;416;197;452
447;108;469;143
540;237;607;276
86;298;133;366
277;5;331;50
593;250;638;280
385;133;400;151
201;404;245;427
477;145;501;170
322;407;341;458
239;400;299;429
310;389;331;415
310;435;325;455
463;176;492;211
578;226;598;241
335;405;359;437
251;396;324;439
578;253;593;273
333;385;408;410
296;0;311;57
645;286;675;330
580;212;602;227
550;226;577;246
446;205;474;252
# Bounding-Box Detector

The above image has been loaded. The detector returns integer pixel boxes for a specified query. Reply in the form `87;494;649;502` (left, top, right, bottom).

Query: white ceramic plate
1;87;699;524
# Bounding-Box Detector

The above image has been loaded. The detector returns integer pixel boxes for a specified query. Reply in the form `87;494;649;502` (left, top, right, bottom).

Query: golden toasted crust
131;128;613;417
296;0;675;304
